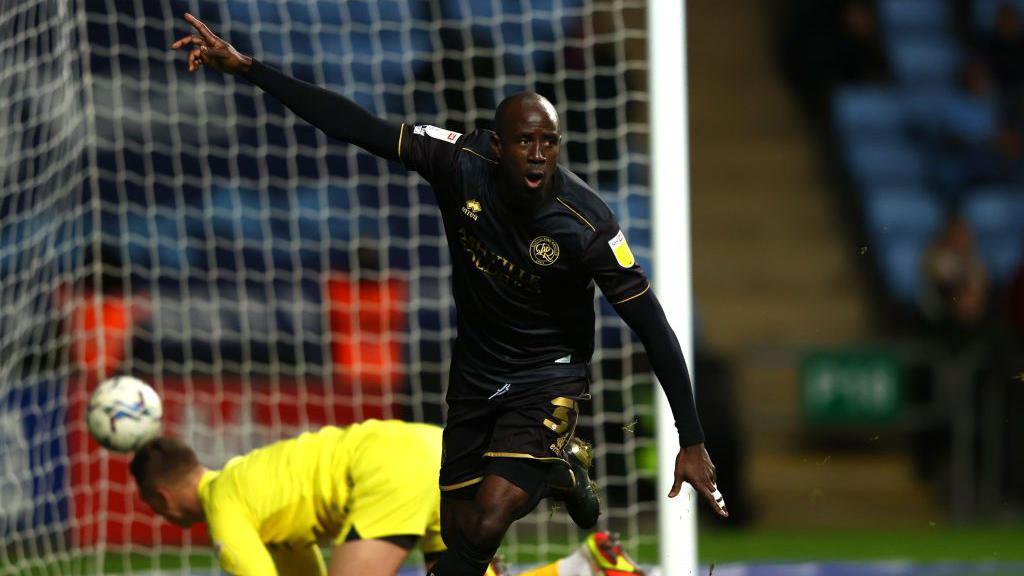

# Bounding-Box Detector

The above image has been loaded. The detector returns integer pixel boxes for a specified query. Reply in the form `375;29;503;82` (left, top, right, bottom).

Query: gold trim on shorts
483;451;570;466
440;476;484;492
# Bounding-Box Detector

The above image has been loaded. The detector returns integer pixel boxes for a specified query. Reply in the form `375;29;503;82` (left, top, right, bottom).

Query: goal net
1;0;659;572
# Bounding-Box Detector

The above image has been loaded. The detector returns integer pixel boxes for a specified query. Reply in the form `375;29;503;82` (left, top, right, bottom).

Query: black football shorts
439;376;589;496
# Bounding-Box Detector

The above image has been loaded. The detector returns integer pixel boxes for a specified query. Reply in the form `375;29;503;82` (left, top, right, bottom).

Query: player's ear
149;486;172;513
490;131;502;159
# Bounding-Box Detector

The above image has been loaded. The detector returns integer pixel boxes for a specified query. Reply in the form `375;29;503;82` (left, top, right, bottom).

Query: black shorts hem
440;476;485;492
483;451;569;468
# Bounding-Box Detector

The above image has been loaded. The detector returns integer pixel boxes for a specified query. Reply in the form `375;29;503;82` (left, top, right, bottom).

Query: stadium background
2;0;1024;574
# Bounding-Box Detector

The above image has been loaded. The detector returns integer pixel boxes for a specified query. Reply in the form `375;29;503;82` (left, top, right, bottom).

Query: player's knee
463;505;515;551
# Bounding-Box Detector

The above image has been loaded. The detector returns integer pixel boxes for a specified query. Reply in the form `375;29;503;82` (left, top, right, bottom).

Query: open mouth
524;172;545;189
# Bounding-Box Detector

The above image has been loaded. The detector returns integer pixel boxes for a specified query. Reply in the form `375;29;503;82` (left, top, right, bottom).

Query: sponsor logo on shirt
462;199;482;221
607;230;635;268
413;124;463;143
529;236;560;266
458;227;542;293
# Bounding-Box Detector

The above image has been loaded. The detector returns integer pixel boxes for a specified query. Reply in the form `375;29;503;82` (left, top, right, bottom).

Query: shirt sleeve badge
607;230;635;268
414;124;463;143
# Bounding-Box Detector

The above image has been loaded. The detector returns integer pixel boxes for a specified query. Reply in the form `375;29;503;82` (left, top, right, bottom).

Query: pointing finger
184;13;217;44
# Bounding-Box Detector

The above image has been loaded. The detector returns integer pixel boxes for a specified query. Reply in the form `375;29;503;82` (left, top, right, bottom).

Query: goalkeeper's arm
171;13;400;161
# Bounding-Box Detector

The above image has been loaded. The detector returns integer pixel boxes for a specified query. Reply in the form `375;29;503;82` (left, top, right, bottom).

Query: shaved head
495;92;559;137
490;91;562;211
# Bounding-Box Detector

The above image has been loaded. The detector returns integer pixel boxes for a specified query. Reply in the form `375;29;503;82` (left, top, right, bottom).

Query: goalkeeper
132;420;645;576
172;13;727;576
132;420;453;576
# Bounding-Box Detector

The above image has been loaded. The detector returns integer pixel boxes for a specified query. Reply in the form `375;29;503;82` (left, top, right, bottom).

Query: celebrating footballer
171;12;726;576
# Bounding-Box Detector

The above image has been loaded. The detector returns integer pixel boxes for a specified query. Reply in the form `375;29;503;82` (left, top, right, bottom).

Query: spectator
920;215;990;333
778;0;890;119
985;4;1024;92
982;4;1024;179
833;0;891;85
1006;253;1024;333
939;57;1010;192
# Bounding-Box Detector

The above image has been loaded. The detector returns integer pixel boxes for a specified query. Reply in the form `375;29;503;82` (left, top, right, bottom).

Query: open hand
171;13;251;74
669;442;728;518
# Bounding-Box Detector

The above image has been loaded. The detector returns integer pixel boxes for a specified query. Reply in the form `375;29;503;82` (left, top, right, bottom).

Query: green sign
801;349;903;424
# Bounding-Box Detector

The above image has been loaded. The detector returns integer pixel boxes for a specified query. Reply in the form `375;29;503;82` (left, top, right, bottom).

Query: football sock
426;530;496;576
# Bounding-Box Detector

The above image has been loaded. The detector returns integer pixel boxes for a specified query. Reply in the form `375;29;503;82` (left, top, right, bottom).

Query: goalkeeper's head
491;91;562;211
130;436;207;527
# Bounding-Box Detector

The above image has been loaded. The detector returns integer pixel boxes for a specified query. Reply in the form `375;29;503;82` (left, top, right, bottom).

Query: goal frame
649;1;698;574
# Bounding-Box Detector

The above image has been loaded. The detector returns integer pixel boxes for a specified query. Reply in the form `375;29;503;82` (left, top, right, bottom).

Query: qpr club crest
529;236;560;266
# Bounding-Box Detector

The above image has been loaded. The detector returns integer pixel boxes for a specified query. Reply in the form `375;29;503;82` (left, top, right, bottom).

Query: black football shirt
399;124;649;398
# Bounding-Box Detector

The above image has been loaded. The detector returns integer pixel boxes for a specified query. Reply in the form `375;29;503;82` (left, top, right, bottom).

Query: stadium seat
843;139;926;187
861;187;945;240
861;188;946;304
902;89;954;140
878;0;951;36
878;237;931;305
888;36;963;87
832;87;907;141
943;92;998;143
962;188;1024;284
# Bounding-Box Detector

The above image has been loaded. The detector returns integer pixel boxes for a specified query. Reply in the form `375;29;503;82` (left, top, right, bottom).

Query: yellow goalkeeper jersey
196;420;444;575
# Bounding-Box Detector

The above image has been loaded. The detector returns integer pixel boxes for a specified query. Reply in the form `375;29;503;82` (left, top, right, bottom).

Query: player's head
491;92;561;210
130;436;206;527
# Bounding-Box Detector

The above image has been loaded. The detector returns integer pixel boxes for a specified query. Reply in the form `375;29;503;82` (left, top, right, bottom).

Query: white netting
1;0;657;572
1;0;90;574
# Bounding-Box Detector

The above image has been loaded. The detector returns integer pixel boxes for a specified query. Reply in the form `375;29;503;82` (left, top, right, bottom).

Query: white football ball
86;376;163;453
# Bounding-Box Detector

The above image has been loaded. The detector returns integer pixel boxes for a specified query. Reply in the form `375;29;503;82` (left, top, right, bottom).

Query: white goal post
650;0;699;574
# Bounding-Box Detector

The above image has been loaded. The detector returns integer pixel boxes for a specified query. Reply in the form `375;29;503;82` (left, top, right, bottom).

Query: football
86;376;163;452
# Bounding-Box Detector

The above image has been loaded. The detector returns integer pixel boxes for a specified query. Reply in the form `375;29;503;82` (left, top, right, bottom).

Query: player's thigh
270;544;326;576
327;538;410;576
487;378;586;462
439;493;475;544
439;398;495;493
473;472;533;527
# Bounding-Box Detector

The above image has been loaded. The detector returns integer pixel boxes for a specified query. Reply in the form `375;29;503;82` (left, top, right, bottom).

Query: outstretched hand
171;13;251;74
669;442;728;518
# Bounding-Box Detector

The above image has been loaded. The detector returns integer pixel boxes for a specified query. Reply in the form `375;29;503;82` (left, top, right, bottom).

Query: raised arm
171;13;400;161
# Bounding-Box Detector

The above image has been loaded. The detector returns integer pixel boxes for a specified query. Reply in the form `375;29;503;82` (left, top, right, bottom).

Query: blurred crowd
779;0;1024;519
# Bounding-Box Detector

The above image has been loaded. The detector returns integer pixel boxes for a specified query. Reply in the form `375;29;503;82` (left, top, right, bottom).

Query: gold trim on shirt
461;147;498;164
397;123;405;160
611;283;650;305
555;198;596;231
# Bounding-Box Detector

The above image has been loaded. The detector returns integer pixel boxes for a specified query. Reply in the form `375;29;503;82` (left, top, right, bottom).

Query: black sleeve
581;221;649;305
614;288;705;447
241;59;401;160
398;124;465;186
